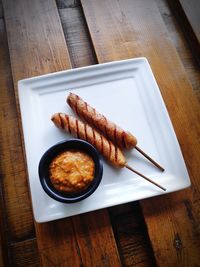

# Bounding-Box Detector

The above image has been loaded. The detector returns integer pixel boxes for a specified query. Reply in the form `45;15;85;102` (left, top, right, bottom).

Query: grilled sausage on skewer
51;113;126;168
66;93;164;171
67;93;137;149
51;113;166;191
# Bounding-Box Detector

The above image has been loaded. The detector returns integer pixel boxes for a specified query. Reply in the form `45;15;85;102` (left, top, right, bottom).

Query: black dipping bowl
38;139;103;203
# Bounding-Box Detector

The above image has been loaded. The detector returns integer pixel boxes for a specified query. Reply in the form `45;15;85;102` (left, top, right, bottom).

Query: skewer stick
135;146;164;172
125;164;166;191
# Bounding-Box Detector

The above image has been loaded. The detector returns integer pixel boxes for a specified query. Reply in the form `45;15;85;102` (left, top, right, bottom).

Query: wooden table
0;0;200;266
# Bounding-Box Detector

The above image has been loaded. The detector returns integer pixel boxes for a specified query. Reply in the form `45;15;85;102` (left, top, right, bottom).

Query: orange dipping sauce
49;149;95;193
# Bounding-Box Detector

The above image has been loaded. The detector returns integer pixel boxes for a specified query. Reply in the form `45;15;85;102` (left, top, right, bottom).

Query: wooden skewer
135;145;164;172
125;164;166;191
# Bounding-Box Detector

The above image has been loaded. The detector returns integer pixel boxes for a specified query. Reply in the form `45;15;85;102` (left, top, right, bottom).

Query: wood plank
0;15;35;247
58;2;121;266
0;183;10;267
0;0;3;19
2;0;71;85
72;210;121;267
58;4;97;67
0;7;39;267
2;0;121;266
109;203;156;267
1;0;80;266
81;0;200;265
168;0;200;66
0;18;10;267
56;0;79;8
0;98;35;242
56;2;156;265
156;0;200;103
10;239;40;267
179;0;200;42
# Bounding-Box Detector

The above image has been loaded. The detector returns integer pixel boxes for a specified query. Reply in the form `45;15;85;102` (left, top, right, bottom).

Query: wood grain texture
56;0;79;8
109;203;156;267
10;239;40;267
58;2;121;266
0;0;3;18
168;0;200;66
0;181;10;267
0;13;39;266
81;0;200;265
0;7;39;267
180;0;200;41
1;0;80;266
2;0;71;86
58;4;97;67
35;219;82;267
0;16;35;245
72;210;121;267
156;0;200;103
57;2;155;265
2;0;121;266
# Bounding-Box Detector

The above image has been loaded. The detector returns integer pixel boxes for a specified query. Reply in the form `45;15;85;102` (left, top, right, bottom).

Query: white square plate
18;58;190;223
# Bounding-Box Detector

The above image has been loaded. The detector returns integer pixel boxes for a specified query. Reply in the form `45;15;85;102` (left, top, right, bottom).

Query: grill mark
84;123;87;141
85;101;95;127
76;119;80;139
122;131;126;148
67;96;71;106
85;100;88;112
75;94;80;101
73;94;81;117
91;107;98;129
75;100;79;116
100;135;103;154
115;146;118;163
91;115;96;128
58;113;64;129
66;115;71;134
81;101;90;123
108;140;112;159
82;112;88;124
93;129;96;146
114;126;117;146
81;98;102;137
92;107;96;115
103;115;109;137
71;94;128;152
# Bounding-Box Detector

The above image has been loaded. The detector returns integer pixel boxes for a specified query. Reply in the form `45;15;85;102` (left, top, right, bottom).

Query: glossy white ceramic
18;58;190;222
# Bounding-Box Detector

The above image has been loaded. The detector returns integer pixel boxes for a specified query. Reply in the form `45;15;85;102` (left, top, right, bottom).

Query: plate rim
18;57;191;223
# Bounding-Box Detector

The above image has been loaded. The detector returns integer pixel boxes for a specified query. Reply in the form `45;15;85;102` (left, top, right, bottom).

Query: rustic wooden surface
168;0;200;66
179;0;200;41
57;0;97;68
81;0;200;266
1;0;121;266
0;0;200;266
0;13;39;267
156;0;200;104
0;0;3;18
58;3;156;266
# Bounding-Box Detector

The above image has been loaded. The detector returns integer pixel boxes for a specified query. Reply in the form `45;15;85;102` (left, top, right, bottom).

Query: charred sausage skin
51;113;126;168
67;93;137;149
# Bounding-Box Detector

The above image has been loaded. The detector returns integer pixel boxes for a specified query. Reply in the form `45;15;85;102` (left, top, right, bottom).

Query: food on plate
51;113;126;168
49;149;95;193
67;92;137;149
66;93;164;171
51;113;166;191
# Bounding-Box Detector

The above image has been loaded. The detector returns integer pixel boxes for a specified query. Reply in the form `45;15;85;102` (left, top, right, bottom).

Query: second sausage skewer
67;93;164;172
51;113;166;191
